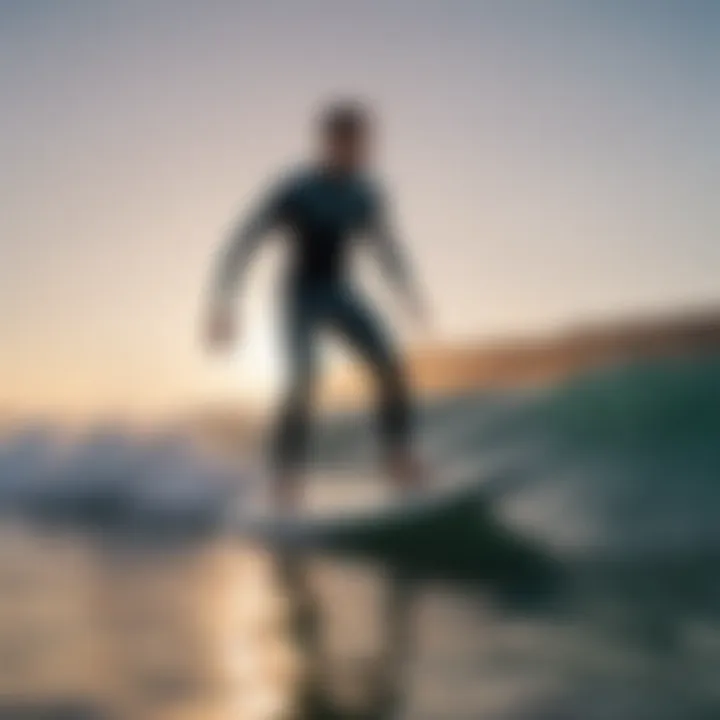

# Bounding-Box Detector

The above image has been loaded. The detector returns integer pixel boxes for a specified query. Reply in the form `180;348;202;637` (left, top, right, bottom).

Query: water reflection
0;523;298;719
276;554;415;719
1;520;719;719
0;522;446;719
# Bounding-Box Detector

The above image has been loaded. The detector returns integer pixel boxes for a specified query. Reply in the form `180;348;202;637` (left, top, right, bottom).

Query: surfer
204;101;427;508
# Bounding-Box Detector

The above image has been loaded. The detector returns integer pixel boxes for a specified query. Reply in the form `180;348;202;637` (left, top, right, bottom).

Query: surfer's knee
377;356;409;409
284;357;316;412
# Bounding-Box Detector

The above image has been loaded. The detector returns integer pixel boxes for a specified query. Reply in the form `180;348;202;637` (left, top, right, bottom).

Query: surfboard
232;465;499;548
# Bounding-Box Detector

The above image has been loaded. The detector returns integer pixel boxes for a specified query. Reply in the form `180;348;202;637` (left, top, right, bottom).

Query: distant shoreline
325;303;720;404
4;303;720;432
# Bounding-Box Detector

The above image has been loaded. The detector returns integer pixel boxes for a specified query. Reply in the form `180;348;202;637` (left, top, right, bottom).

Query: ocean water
0;356;719;719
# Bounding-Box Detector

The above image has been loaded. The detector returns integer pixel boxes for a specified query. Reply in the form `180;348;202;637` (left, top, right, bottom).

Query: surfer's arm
204;180;291;350
209;187;286;309
365;189;425;320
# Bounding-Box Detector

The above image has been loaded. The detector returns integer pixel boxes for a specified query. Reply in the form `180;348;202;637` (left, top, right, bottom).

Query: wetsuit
212;166;413;471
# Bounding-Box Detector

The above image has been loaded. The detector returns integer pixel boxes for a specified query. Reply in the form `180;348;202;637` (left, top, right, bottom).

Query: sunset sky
2;1;719;418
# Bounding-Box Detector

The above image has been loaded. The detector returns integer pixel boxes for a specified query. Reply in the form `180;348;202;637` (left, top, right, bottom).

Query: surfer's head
318;100;374;173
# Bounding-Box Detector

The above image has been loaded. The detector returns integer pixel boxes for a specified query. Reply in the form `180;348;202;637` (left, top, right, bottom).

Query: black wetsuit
214;166;412;471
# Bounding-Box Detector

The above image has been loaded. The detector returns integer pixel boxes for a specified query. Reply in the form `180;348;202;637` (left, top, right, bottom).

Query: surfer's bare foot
388;450;426;494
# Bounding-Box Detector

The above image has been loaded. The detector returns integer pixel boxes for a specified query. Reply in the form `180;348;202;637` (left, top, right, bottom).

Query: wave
499;355;720;556
0;355;718;558
0;425;248;527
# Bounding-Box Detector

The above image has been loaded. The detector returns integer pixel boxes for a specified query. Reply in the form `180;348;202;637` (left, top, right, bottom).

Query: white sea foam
0;425;250;523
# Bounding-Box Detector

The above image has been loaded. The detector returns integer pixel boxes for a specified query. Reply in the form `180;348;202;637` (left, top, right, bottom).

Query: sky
1;0;719;418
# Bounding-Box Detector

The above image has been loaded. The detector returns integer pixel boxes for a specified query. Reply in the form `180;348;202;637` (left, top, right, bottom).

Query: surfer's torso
270;167;381;289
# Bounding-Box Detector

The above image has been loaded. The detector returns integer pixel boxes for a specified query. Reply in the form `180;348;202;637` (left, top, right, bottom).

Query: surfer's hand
205;304;237;352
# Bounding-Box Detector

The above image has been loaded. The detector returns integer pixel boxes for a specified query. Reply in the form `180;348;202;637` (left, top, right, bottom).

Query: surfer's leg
272;294;318;508
330;288;421;491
